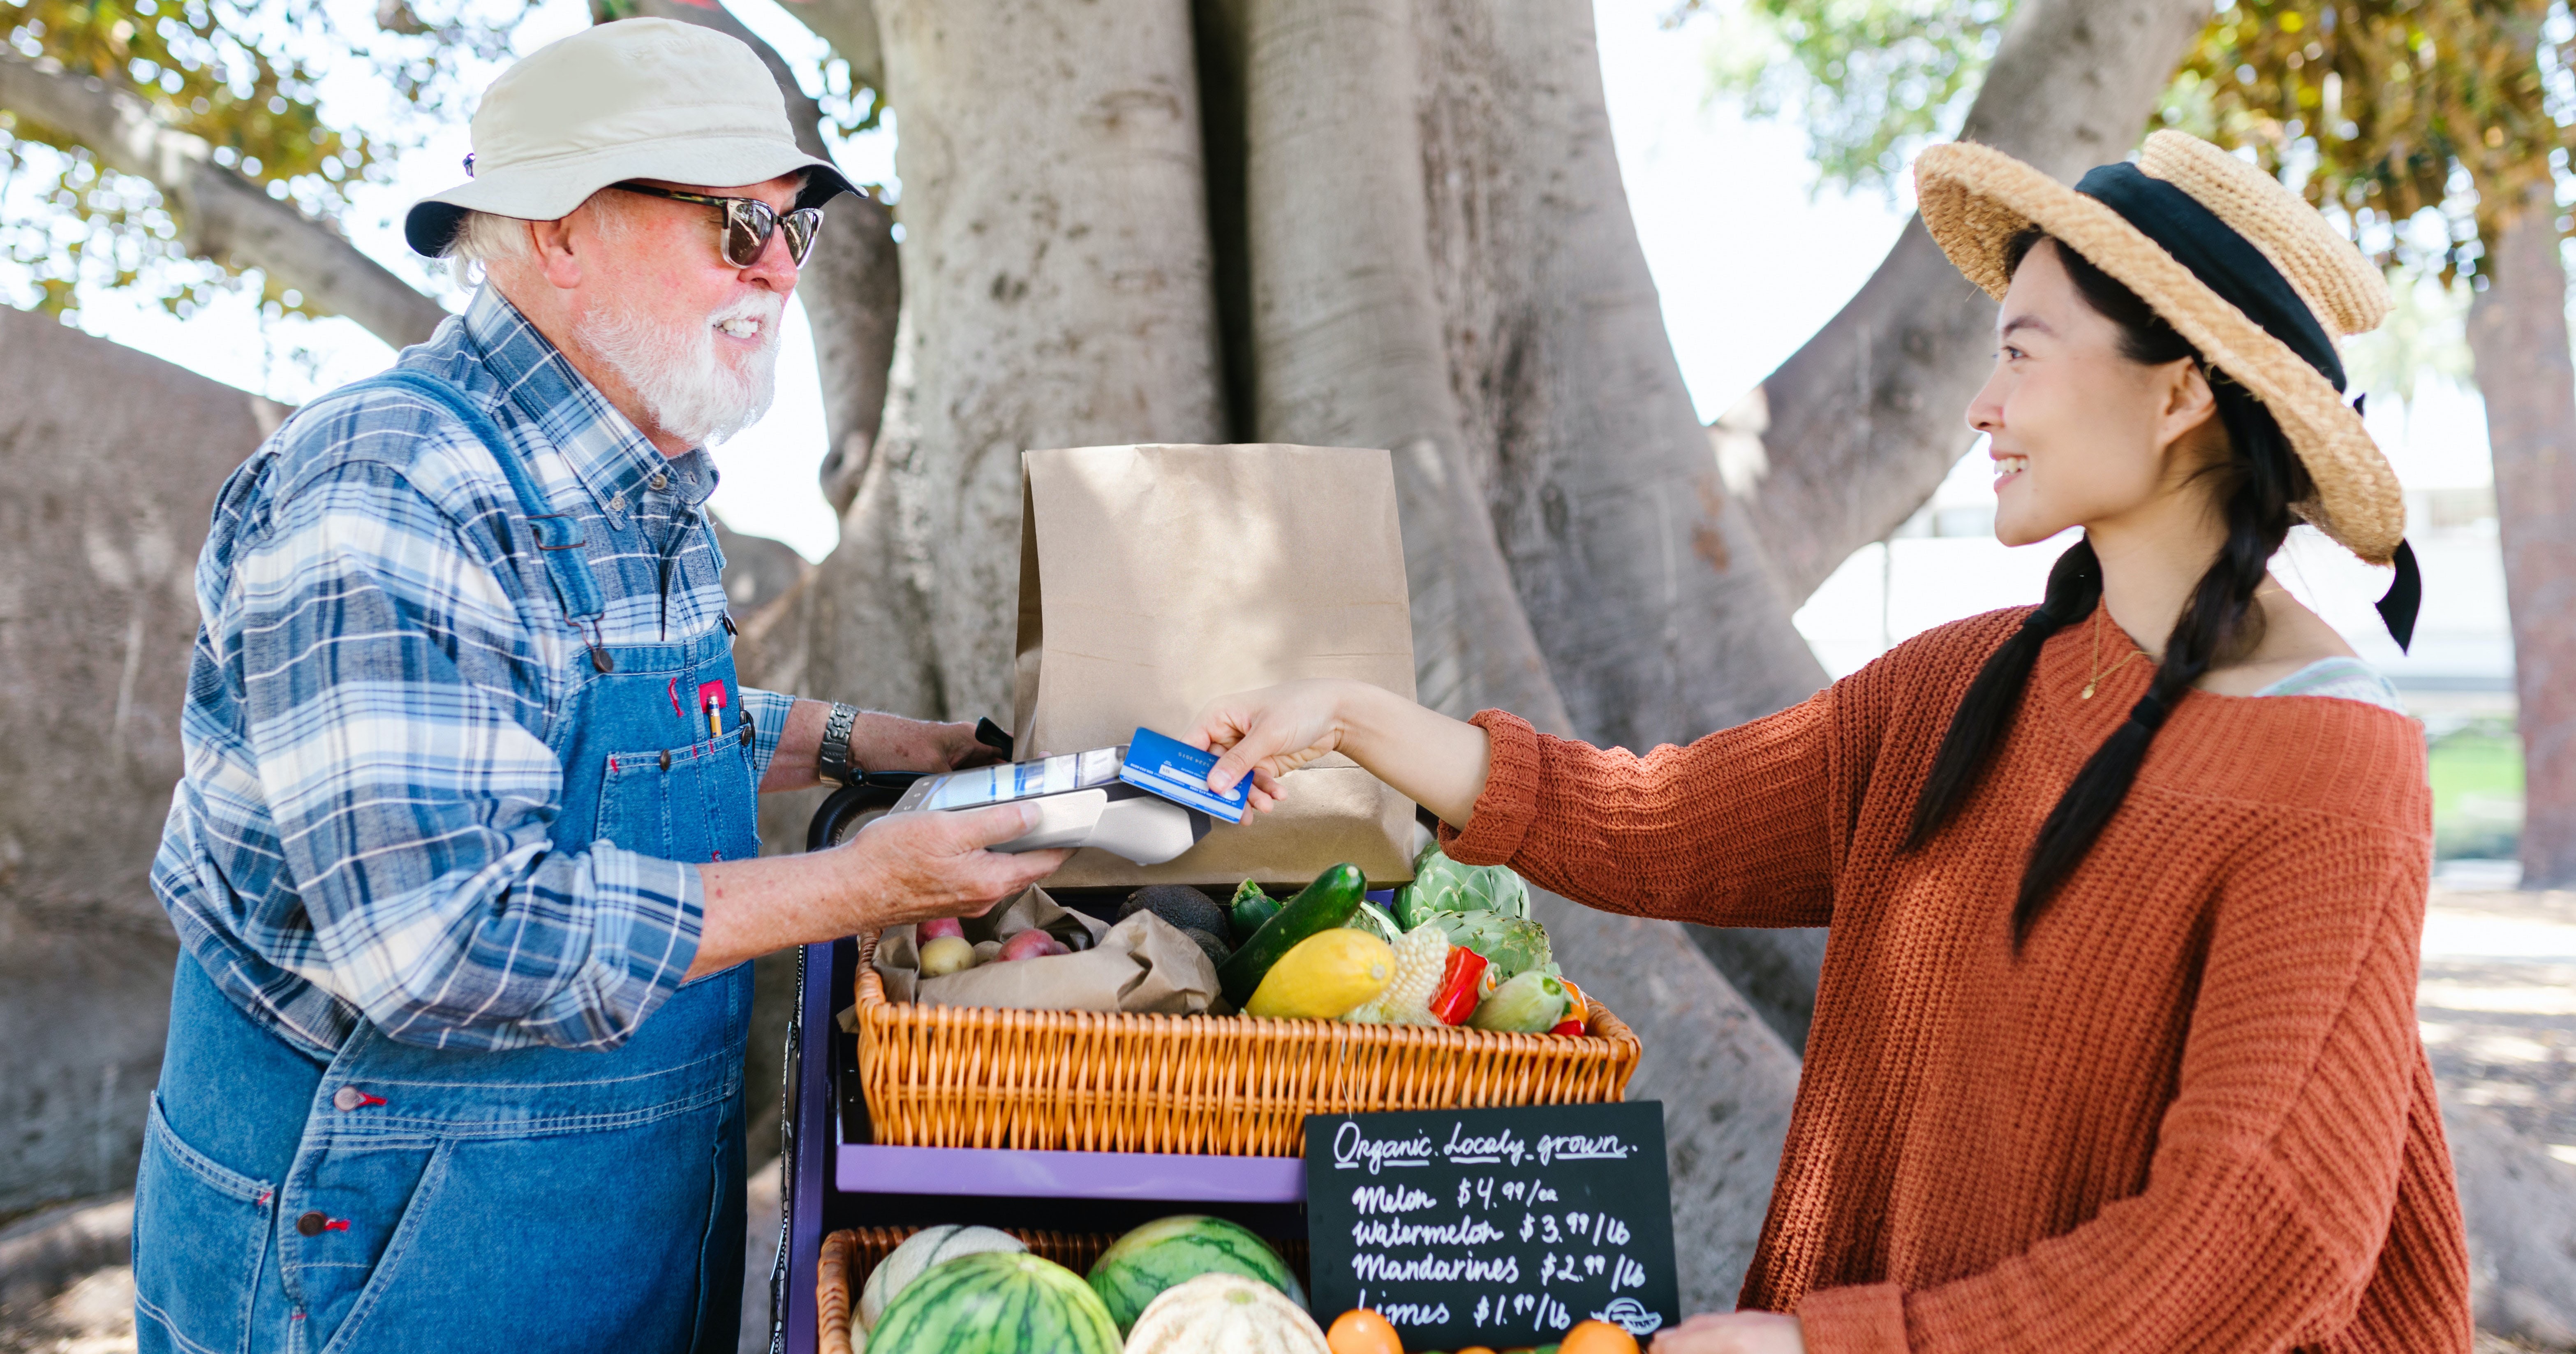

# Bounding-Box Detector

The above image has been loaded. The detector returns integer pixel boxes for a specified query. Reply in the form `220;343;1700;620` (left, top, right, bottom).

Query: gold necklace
2082;604;2151;700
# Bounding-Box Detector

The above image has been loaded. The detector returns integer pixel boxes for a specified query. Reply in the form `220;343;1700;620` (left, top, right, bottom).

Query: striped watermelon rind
1087;1214;1307;1333
858;1224;1026;1330
868;1251;1120;1354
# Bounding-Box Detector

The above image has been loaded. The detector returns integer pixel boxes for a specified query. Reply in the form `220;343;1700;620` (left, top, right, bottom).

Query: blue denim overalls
135;369;759;1354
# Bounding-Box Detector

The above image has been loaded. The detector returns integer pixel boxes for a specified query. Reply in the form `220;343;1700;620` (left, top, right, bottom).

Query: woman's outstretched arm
1186;679;1838;928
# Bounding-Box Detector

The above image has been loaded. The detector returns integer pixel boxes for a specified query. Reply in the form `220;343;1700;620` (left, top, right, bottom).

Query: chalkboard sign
1302;1102;1679;1349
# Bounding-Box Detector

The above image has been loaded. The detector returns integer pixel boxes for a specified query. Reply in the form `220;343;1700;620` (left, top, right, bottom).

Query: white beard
580;291;784;447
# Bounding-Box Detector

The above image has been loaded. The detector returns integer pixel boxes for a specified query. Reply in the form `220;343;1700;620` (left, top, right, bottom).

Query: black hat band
2075;162;2347;393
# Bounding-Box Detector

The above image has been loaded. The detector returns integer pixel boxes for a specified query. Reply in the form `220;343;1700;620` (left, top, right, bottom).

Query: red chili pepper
1549;1018;1586;1037
1428;948;1488;1026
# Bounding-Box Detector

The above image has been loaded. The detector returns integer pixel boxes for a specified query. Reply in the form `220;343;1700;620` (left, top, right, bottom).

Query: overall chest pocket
594;733;760;863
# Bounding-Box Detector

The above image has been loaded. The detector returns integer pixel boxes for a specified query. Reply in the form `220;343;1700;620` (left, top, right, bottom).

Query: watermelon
857;1224;1026;1331
1124;1273;1330;1354
1087;1214;1307;1333
867;1250;1120;1354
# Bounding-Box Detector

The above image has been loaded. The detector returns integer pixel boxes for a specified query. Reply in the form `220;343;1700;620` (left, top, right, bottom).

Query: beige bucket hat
1914;131;2403;568
405;18;853;258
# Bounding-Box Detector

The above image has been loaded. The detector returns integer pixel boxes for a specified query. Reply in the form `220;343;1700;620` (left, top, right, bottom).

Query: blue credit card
1119;727;1251;824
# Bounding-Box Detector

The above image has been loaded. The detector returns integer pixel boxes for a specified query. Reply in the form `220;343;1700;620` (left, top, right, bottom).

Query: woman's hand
1185;679;1359;811
1650;1311;1806;1354
1184;679;1495;829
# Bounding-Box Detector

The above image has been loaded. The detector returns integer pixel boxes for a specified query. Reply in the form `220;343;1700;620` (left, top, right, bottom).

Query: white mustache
711;294;784;341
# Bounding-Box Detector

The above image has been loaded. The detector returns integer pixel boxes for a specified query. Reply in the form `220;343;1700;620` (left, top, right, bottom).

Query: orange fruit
1455;1347;1498;1354
1328;1308;1406;1354
1557;1321;1640;1354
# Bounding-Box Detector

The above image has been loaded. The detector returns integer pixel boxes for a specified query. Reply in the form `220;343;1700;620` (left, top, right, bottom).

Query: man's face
567;173;805;450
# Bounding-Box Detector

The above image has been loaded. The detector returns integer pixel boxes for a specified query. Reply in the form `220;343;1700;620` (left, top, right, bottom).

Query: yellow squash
1243;929;1393;1020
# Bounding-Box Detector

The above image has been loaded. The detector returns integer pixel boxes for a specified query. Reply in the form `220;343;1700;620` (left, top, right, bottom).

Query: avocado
1117;884;1228;938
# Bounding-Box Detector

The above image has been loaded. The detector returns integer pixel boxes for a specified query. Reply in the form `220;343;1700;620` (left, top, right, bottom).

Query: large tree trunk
1222;0;1575;730
0;308;277;1212
1421;0;1829;741
1741;0;2212;600
2466;185;2576;889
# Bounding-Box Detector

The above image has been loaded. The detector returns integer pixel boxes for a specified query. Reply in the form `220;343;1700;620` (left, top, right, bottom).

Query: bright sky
42;0;2506;682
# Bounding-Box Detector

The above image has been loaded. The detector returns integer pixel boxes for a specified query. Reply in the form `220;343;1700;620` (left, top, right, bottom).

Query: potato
996;929;1069;962
920;917;966;943
919;935;978;977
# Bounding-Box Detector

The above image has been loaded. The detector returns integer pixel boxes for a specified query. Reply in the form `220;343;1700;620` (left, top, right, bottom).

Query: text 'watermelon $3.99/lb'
865;1250;1121;1354
1087;1213;1308;1333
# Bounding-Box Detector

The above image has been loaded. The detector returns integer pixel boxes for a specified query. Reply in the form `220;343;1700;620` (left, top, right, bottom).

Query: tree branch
0;51;449;349
781;0;882;97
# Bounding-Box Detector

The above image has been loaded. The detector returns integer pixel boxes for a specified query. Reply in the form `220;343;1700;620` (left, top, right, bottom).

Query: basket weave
816;1226;1311;1352
852;933;1640;1155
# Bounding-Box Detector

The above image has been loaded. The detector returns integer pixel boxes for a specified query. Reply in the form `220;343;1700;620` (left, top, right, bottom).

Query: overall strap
348;368;617;670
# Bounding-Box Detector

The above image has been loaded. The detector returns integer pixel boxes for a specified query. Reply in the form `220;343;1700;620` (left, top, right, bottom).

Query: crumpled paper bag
872;886;1222;1015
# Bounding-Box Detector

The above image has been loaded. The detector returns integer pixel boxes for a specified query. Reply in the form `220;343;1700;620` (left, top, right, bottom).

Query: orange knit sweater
1443;606;2472;1353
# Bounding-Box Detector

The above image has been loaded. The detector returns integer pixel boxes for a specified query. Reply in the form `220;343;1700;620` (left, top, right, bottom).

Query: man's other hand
841;803;1067;928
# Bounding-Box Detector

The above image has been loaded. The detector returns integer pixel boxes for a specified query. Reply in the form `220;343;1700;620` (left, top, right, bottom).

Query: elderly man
134;20;1062;1353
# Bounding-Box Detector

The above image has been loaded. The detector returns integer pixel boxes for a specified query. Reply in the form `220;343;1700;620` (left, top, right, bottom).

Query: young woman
1187;132;2470;1352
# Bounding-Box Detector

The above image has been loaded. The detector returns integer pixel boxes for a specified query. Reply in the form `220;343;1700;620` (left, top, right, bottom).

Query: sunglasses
611;181;823;267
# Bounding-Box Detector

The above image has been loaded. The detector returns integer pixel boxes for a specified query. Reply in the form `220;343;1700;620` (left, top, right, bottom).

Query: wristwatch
816;702;861;787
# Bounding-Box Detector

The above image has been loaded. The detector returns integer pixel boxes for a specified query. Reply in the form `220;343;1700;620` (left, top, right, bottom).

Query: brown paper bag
872;887;1221;1014
1012;444;1418;886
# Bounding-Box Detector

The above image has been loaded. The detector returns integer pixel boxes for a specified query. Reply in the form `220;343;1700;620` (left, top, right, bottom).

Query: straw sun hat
1914;131;2419;643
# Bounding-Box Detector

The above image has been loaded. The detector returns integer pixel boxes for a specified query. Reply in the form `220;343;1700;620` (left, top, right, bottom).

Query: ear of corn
1340;923;1453;1025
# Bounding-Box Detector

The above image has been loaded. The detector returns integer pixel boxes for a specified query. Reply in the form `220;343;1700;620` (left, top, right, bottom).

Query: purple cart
765;936;1312;1353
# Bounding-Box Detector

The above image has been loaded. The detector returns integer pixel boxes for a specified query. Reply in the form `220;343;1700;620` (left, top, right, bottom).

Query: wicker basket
816;1227;1311;1354
852;934;1641;1156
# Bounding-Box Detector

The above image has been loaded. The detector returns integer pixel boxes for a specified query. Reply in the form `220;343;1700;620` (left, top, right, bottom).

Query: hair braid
1903;539;2102;852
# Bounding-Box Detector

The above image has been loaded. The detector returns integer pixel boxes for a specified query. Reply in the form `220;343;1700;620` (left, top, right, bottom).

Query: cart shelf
833;1142;1306;1203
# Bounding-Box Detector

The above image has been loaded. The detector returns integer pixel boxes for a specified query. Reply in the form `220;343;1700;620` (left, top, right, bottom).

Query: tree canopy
1698;0;2576;280
0;0;528;322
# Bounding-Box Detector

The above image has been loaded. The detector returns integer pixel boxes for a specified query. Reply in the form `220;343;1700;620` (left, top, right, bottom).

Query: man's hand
687;803;1068;978
909;719;1007;772
837;804;1065;929
1650;1311;1806;1354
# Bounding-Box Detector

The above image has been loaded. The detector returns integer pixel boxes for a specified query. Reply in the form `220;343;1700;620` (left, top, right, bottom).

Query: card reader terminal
885;739;1221;865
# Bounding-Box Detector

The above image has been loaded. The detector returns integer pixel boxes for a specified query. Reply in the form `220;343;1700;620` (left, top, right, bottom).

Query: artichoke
1427;910;1552;984
1392;845;1529;929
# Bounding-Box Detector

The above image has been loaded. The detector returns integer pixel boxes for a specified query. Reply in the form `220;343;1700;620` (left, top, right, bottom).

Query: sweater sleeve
1438;690;1842;929
1792;815;2430;1353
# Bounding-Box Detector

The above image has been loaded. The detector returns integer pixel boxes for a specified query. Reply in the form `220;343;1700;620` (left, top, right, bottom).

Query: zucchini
1216;863;1368;1007
1227;878;1282;943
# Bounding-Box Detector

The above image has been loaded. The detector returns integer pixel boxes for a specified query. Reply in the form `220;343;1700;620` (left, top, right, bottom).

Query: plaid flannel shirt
151;287;800;1057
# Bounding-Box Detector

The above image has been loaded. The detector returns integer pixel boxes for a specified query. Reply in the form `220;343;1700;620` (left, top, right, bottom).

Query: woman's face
1966;240;2220;547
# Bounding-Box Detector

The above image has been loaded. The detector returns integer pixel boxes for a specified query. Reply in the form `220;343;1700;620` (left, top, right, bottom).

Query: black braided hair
1902;231;2316;948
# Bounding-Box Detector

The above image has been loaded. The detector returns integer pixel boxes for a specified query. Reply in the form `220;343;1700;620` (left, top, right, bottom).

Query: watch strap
816;702;861;787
